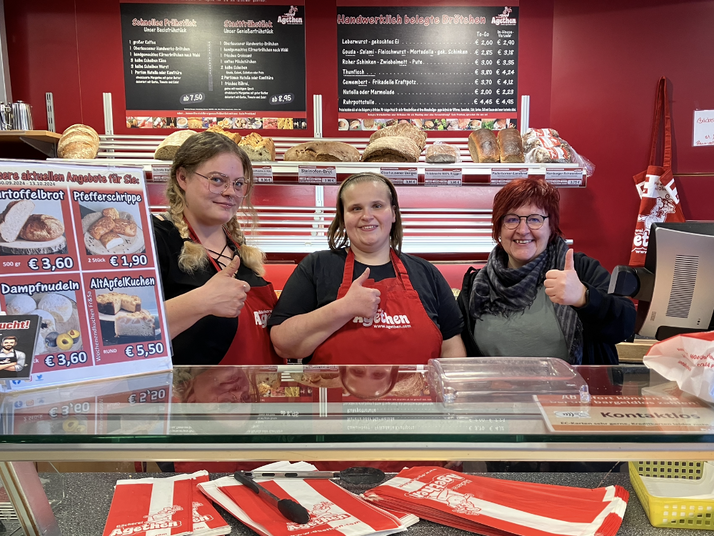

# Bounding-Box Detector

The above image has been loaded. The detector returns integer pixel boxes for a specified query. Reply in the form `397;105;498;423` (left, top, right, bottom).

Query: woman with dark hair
152;131;280;366
459;178;635;364
269;172;465;363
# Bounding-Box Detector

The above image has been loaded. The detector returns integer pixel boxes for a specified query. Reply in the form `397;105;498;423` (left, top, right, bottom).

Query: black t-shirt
152;215;269;366
268;248;463;340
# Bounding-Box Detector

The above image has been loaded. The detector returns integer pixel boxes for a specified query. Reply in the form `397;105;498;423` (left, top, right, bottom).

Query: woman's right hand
342;268;380;319
202;255;250;318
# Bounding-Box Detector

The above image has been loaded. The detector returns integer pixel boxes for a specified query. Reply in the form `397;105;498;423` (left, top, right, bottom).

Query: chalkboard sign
337;5;518;132
120;2;307;130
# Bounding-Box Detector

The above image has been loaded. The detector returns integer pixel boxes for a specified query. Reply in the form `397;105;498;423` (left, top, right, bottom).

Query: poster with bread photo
79;202;145;257
0;196;75;260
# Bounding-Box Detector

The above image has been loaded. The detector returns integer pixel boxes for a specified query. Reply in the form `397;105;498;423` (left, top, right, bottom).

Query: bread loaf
0;200;35;242
238;132;276;161
99;231;123;250
284;141;360;162
112;218;137;237
207;125;242;144
154;130;197;160
19;214;64;241
426;143;460;163
497;129;525;163
468;129;499;163
369;122;427;152
361;136;421;162
57;124;100;159
88;216;115;240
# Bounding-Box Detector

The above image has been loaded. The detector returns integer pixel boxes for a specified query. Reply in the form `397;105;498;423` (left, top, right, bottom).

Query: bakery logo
253;309;272;328
408;473;482;517
278;6;303;25
492;7;517;26
192;501;213;523
287;501;349;531
353;308;411;329
108;505;183;536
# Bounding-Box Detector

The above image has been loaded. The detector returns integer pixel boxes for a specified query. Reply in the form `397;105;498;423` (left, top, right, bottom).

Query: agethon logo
278;6;303;25
254;309;272;328
353;308;411;329
492;6;517;26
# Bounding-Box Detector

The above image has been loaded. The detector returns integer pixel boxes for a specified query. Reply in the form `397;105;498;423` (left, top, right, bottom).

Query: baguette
0;200;35;242
468;129;499;163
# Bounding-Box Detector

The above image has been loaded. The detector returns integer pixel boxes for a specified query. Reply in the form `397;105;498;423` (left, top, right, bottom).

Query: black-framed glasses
502;214;549;230
194;172;246;195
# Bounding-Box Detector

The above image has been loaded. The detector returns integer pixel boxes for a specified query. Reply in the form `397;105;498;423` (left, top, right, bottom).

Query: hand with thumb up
544;249;588;307
201;255;251;318
343;268;381;319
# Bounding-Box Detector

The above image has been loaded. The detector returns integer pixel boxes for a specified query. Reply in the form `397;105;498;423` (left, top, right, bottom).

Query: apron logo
353;308;411;328
254;309;272;328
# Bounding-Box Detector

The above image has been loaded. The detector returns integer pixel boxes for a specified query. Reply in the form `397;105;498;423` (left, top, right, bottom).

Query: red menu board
0;161;172;392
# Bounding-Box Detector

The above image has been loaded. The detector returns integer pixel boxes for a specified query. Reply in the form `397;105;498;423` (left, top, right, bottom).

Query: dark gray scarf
469;236;584;364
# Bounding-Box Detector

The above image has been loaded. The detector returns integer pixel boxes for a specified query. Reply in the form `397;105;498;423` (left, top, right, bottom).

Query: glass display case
1;363;712;535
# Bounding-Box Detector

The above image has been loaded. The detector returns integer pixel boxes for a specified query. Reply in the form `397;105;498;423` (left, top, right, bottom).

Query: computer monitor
609;221;714;340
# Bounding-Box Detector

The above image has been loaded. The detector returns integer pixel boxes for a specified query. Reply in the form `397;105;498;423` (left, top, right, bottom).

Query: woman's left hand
544;249;588;307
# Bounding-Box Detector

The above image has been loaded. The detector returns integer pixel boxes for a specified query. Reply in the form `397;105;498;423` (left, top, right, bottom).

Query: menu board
0;161;172;392
337;5;518;132
120;1;307;130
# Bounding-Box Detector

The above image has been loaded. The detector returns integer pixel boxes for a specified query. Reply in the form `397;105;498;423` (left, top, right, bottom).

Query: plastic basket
630;461;714;529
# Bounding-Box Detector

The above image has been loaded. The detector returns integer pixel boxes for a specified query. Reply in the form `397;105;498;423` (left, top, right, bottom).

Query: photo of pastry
96;287;160;346
5;291;82;356
80;204;144;256
0;199;67;256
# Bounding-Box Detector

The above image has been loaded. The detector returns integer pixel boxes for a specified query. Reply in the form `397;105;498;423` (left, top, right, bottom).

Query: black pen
234;471;310;524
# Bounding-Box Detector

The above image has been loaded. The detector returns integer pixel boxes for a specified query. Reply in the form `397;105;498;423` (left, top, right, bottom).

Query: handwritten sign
693;110;714;146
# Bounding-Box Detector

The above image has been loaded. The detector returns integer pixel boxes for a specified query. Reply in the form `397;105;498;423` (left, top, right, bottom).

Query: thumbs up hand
343;268;381;319
202;255;251;318
544;249;588;307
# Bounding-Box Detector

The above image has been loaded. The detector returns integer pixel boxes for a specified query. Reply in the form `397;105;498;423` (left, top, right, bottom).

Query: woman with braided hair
152;131;280;365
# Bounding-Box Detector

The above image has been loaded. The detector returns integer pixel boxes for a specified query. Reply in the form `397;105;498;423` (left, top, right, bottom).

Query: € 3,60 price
44;352;89;368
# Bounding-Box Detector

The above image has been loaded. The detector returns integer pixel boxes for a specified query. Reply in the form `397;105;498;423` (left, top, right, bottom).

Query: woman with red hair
458;178;635;364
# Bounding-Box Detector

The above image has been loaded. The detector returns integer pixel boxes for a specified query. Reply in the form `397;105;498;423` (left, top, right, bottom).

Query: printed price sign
298;165;337;184
424;168;462;186
253;166;274;184
490;167;529;185
544;167;585;187
379;167;419;185
0;160;172;392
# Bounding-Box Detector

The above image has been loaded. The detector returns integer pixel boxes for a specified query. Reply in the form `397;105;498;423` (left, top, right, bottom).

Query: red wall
5;0;713;271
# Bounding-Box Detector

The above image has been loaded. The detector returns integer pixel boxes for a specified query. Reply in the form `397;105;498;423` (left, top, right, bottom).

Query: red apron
221;281;281;365
312;249;442;365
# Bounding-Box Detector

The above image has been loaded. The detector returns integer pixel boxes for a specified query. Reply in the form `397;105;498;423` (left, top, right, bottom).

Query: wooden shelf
0;130;61;157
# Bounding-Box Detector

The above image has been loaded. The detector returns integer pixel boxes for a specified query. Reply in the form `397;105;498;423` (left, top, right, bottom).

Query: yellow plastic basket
630;461;714;529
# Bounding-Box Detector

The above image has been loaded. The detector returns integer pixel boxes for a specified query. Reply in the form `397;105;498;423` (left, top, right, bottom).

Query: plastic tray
630;461;714;529
427;357;589;407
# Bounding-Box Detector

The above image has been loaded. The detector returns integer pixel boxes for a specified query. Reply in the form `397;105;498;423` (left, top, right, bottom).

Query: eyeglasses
194;172;246;196
502;214;549;230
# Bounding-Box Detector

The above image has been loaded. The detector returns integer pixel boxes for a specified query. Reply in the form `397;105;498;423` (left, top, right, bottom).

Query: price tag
545;167;585;186
490;168;529;185
150;164;171;183
109;254;149;269
424;168;462;186
253;165;274;184
298;165;337;184
27;256;76;272
379;167;418;185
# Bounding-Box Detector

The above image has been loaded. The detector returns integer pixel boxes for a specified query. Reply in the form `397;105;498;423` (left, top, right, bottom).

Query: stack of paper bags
363;467;628;536
102;470;230;536
199;473;417;536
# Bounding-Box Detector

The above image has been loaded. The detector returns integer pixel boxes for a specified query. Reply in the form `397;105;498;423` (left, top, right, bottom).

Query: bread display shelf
49;134;587;186
0;130;62;157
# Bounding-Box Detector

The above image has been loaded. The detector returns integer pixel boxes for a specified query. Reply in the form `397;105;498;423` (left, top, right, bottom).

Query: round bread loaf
284;141;360;162
58;124;100;159
361;136;421;162
19;214;65;241
154;130;198;160
369;122;427;152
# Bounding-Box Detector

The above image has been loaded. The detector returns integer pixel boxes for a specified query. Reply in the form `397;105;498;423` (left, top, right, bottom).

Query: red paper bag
630;77;685;266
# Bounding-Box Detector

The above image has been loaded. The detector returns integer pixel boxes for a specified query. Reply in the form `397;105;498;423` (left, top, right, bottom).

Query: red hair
491;178;563;242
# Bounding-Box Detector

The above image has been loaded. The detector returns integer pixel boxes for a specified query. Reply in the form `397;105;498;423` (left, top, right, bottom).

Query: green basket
630;461;714;530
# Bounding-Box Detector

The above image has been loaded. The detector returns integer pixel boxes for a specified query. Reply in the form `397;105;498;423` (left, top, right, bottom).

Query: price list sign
0;161;172;392
120;2;307;130
337;5;518;127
